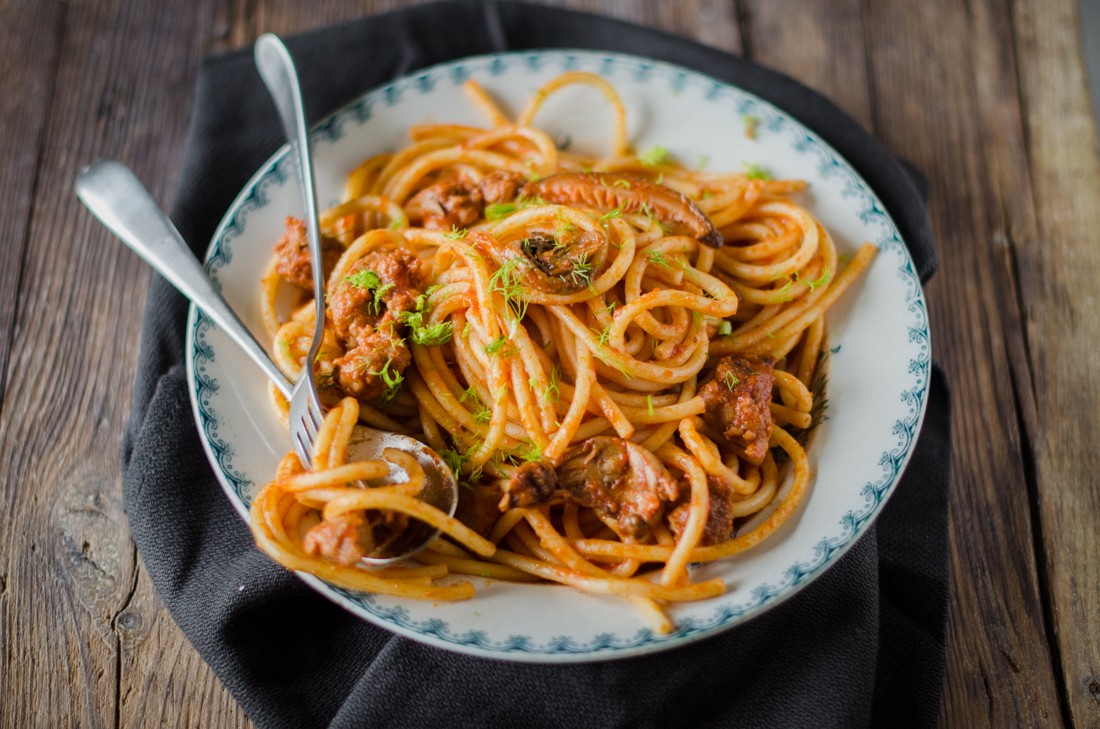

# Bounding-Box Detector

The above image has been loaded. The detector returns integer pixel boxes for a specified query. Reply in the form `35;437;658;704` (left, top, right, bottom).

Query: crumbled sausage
274;216;344;290
333;327;411;401
699;355;775;466
325;248;422;402
302;512;375;564
478;170;526;204
455;483;507;537
406;180;484;230
328;249;422;346
668;476;737;546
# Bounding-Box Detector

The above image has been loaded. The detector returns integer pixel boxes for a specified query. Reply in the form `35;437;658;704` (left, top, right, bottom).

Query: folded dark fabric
122;2;951;727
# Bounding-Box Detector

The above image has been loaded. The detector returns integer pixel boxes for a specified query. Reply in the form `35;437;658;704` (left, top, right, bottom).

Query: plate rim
184;48;931;662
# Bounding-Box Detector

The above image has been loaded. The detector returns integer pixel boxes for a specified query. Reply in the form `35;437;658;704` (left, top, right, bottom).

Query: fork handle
254;34;327;367
75;160;293;398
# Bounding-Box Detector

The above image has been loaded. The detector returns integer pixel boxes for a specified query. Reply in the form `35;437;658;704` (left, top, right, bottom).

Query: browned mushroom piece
500;462;559;511
518;229;604;293
521;172;723;247
500;437;680;540
303;511;410;564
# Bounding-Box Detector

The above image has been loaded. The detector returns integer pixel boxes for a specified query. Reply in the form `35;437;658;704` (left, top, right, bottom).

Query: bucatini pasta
250;72;875;632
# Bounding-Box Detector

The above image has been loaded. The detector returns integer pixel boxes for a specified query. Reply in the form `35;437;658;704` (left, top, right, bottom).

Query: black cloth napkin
121;2;951;727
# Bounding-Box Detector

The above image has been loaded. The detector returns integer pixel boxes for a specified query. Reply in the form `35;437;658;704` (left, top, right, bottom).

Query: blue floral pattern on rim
188;50;930;658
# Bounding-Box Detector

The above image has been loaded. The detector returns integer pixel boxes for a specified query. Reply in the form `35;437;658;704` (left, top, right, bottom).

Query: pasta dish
249;72;875;632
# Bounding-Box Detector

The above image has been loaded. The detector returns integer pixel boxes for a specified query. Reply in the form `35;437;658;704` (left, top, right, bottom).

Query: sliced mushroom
500;462;559;511
500;436;680;540
521;172;723;247
518;229;604;292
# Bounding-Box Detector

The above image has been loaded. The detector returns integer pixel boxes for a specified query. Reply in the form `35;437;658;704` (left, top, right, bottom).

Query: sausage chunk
332;327;410;401
328;249;422;346
455;483;507;537
274;216;345;290
326;248;423;401
478;170;526;204
302;513;375;564
406;180;484;230
500;437;680;540
699;355;775;466
668;476;737;546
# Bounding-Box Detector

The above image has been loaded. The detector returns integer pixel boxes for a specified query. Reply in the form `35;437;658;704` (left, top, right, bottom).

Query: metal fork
254;34;327;470
75;160;458;564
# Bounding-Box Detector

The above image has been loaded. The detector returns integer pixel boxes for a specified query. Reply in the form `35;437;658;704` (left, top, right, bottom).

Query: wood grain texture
0;0;64;408
0;0;1096;726
1013;0;1100;724
739;0;873;132
860;0;1067;725
0;0;247;726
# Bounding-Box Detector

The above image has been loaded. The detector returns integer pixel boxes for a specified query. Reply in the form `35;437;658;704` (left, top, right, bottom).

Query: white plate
186;50;930;662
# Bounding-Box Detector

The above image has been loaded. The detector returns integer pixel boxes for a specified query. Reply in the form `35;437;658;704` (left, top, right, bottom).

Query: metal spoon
74;160;458;564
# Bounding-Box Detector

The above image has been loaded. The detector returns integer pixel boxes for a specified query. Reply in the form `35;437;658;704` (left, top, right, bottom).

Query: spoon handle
74;159;293;397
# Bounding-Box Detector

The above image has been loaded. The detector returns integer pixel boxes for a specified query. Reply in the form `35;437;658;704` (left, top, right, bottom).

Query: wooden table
2;0;1097;726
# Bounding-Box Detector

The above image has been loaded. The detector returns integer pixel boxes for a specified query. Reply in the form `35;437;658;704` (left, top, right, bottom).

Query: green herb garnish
742;114;759;139
568;253;596;289
639;145;670;167
485;335;512;356
743;162;771;180
370;358;404;403
485;202;517;220
599;206;623;222
489;257;529;322
646;249;672;269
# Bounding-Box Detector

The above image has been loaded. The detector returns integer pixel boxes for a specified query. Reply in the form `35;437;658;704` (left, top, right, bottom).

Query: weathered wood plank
859;0;1064;725
119;567;252;728
1012;0;1100;725
532;0;743;55
104;1;258;726
0;0;244;725
0;1;131;723
739;0;873;132
0;0;64;407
